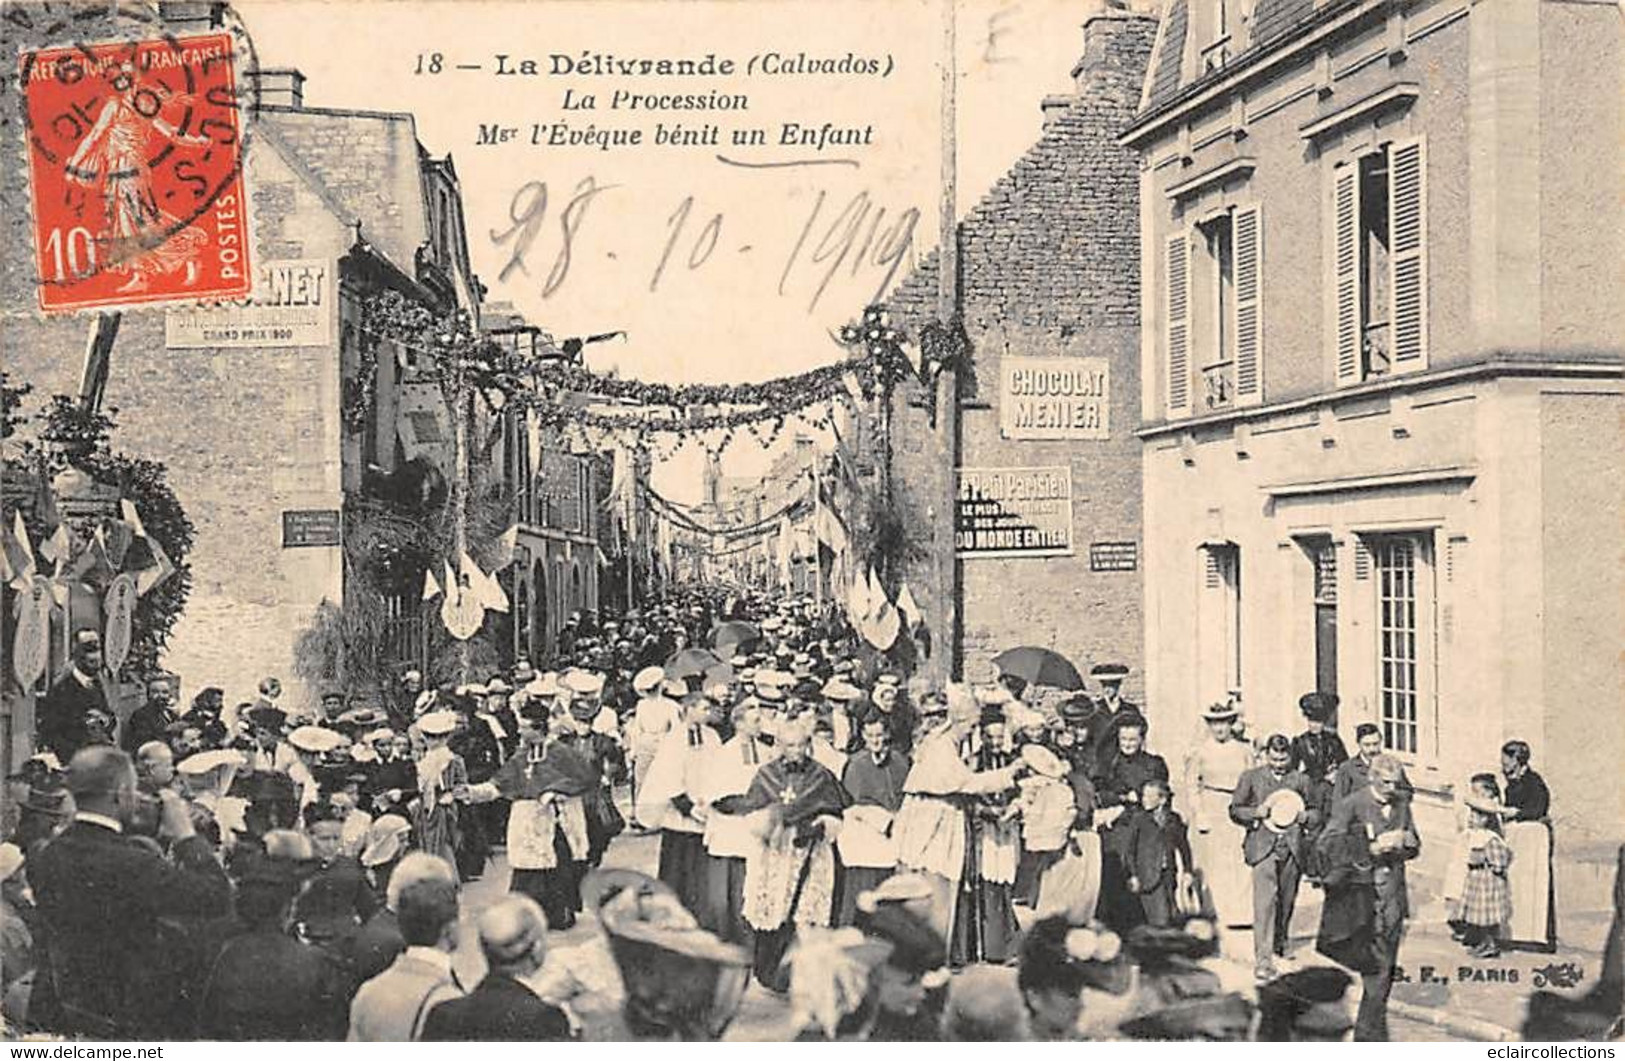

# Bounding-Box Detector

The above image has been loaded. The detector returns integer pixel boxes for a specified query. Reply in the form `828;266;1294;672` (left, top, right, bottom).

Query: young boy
1119;777;1193;926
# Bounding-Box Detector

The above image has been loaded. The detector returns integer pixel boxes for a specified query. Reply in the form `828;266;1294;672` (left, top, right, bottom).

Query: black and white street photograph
0;0;1620;1045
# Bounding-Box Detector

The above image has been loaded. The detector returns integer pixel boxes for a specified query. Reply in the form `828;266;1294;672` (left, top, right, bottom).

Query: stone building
876;10;1159;695
1125;0;1622;876
1;5;488;713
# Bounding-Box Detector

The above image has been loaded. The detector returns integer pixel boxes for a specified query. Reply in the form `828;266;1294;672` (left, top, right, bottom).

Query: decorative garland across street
356;291;917;451
640;480;811;540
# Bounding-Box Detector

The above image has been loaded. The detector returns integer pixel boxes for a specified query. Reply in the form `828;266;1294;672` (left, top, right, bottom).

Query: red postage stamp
20;32;252;313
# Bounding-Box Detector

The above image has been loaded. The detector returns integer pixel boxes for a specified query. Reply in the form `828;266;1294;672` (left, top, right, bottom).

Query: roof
256;104;427;269
1135;0;1361;126
882;22;1156;337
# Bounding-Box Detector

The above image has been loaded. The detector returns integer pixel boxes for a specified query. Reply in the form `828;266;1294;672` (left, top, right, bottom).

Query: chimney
248;68;306;109
1070;8;1160;96
157;2;226;27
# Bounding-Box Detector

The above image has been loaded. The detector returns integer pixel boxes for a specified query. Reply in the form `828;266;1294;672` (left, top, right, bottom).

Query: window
1164;204;1262;417
1333;138;1427;385
1200;543;1242;702
1367;533;1437;757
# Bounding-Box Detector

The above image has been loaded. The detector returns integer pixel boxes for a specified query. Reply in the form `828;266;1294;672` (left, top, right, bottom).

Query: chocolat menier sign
999;356;1110;441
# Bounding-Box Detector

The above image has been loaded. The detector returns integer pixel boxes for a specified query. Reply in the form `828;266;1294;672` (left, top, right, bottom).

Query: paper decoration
12;581;51;688
39;523;72;567
103;573;138;673
897;582;923;630
423;567;442;601
5;513;35;590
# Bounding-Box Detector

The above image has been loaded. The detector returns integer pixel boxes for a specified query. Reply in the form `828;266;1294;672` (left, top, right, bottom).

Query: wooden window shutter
1204;548;1221;588
1166;232;1192;417
1232;202;1264;406
1389;137;1428;372
1331;165;1361;386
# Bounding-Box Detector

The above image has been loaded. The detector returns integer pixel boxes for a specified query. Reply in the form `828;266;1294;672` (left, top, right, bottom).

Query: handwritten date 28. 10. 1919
489;177;920;313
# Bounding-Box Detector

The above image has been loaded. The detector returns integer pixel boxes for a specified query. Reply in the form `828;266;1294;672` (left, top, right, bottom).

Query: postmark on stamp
20;30;252;313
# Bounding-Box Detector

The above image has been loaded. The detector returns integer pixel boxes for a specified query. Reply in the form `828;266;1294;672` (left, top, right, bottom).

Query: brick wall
877;12;1158;697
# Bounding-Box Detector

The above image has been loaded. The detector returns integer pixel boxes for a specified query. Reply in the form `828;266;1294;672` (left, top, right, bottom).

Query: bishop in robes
892;685;1024;948
836;712;912;925
466;709;599;930
712;716;849;993
637;698;721;919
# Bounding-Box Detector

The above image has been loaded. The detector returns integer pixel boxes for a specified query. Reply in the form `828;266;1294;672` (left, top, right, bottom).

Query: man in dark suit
36;631;114;762
121;674;179;755
421;894;573;1041
29;746;233;1038
1231;734;1319;981
198;853;351;1039
1320;754;1420;1041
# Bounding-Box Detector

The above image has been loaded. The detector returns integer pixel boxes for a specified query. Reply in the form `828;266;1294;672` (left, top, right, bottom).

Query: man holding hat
1230;734;1318;980
36;630;113;762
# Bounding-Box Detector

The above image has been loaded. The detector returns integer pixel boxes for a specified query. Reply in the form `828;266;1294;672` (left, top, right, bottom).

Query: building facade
1;13;489;712
882;11;1158;694
1125;0;1622;859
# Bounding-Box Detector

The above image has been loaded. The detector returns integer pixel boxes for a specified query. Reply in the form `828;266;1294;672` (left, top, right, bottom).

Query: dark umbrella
710;621;760;660
665;647;726;681
992;646;1085;691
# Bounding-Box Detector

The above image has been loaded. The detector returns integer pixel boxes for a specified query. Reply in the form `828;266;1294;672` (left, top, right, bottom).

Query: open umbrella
710;620;760;660
666;647;726;681
992;646;1085;691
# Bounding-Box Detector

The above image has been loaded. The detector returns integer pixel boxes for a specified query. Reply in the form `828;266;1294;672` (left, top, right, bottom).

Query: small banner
103;573;138;674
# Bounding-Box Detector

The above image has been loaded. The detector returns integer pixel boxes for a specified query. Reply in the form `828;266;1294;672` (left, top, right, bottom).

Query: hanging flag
776;516;793;588
462;550;509;614
120;499;148;540
134;534;176;596
491;525;520;571
39;523;73;568
846;565;872;624
5;512;36;590
862;594;901;651
423;567;442;601
443;554;485;639
867;567;889;611
897;582;923;631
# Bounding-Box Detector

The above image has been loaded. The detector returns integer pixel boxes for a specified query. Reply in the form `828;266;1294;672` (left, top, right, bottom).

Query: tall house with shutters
1123;0;1622;868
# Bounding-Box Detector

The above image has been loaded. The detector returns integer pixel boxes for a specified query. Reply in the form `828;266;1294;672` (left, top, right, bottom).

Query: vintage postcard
0;0;1619;1046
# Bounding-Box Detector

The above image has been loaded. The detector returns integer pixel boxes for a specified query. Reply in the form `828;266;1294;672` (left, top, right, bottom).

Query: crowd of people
0;588;1607;1042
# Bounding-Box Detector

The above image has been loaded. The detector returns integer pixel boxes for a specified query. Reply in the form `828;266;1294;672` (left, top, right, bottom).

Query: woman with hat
628;666;680;828
1183;700;1255;928
412;711;468;872
1290;692;1348;866
585;868;752;1040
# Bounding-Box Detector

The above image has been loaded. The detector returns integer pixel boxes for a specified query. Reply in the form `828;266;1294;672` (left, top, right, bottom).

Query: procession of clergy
5;587;1583;1042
